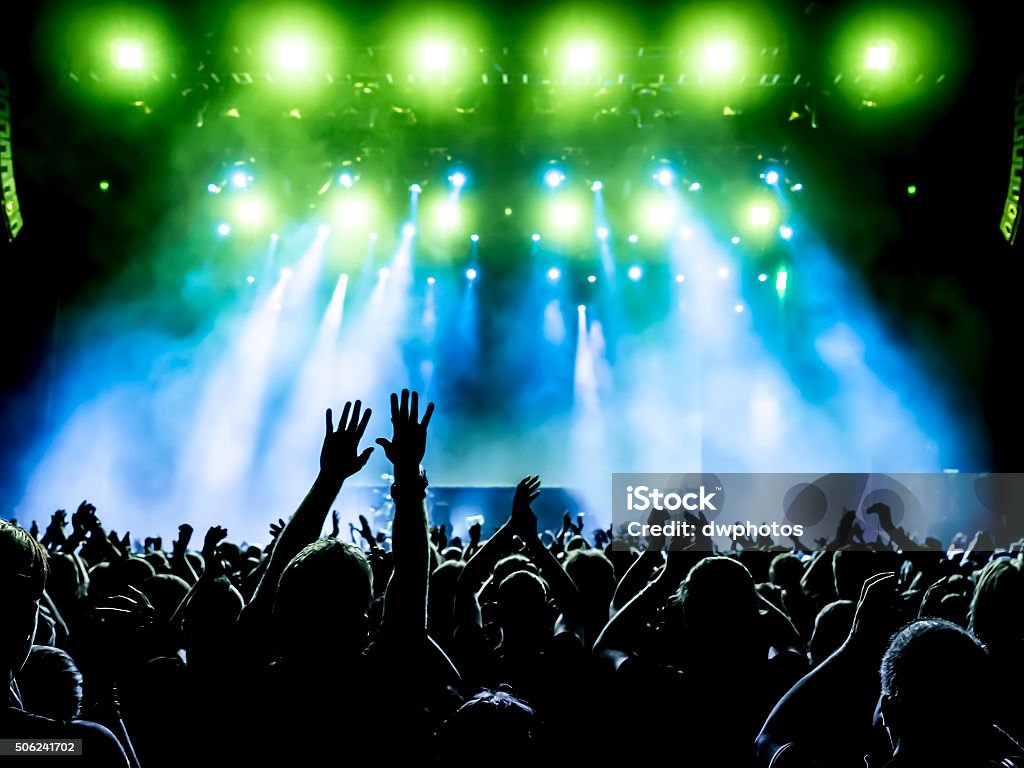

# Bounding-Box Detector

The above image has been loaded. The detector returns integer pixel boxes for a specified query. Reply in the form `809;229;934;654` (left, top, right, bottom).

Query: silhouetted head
437;688;539;764
0;519;49;675
496;571;551;649
564;548;615;622
769;553;804;593
17;645;83;721
969;557;1024;670
428;559;464;639
880;619;992;756
674;556;759;659
273;539;372;660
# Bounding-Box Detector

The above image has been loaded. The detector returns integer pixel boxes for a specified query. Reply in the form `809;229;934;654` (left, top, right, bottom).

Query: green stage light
750;205;772;225
420;41;453;71
865;43;893;70
567;43;597;72
333;194;376;232
235;198;267;226
907;184;917;196
115;41;144;69
703;41;737;74
98;180;110;191
638;196;676;240
273;37;311;71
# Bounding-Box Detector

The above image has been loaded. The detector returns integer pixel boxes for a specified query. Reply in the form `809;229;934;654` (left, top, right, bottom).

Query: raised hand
72;501;98;535
375;389;434;477
29;520;39;539
866;502;893;533
321;400;374;487
330;510;341;538
41;510;68;550
203;525;228;557
173;524;194;556
268;518;286;542
511;476;541;538
569;514;583;536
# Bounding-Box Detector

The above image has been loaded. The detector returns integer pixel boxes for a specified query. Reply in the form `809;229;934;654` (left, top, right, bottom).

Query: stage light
679;226;693;239
676;274;686;283
587;275;597;283
427;276;436;285
532;233;541;242
547;267;561;282
577;304;586;313
792;183;803;191
734;303;745;313
470;233;480;242
449;171;467;189
273;37;310;71
281;267;293;279
207;183;220;194
505;207;513;216
779;225;794;240
758;273;768;282
236;199;265;224
717;266;730;278
703;41;737;74
231;171;249;189
246;275;256;284
764;170;780;185
776;269;788;297
567;44;596;72
641;197;675;237
217;223;231;236
544;169;565;188
420;41;453;71
318;224;330;237
410;183;422;193
750;206;772;225
403;223;416;238
591;181;603;192
270;233;279;241
550;199;583;232
865;44;893;70
907;185;917;196
435;200;461;230
99;180;110;191
628;265;643;281
731;236;741;244
689;182;702;191
656;168;674;187
465;268;478;281
596;227;609;240
369;232;378;241
628;234;639;243
339;173;354;188
379;267;390;279
115;41;144;69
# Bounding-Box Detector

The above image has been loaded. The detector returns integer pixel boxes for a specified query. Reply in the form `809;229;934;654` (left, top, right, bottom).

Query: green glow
566;42;598;72
703;41;738;74
744;198;779;231
234;197;267;226
98;180;110;191
907;184;917;196
637;195;677;240
865;43;894;70
333;193;376;233
273;37;311;71
114;40;144;69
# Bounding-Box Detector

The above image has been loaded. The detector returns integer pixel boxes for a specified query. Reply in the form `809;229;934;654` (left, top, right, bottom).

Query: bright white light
689;182;702;191
679;226;693;239
750;206;772;225
531;233;541;242
402;223;416;238
379;267;390;279
270;233;279;241
369;232;378;241
656;168;674;186
544;169;565;188
231;171;248;189
421;42;453;71
675;274;686;283
591;181;603;192
339;173;354;188
567;45;595;72
780;225;794;240
547;267;561;282
627;265;643;281
280;267;293;279
465;268;478;281
410;183;422;193
735;303;745;313
866;45;893;71
115;42;143;69
628;234;639;243
207;183;221;194
587;275;597;283
577;304;586;313
427;276;436;285
274;38;310;71
237;199;264;223
318;224;330;238
704;42;737;73
792;183;803;191
758;273;768;282
470;234;480;242
450;171;467;189
596;227;609;240
217;223;231;236
246;275;255;284
765;170;780;185
717;266;730;278
731;236;741;244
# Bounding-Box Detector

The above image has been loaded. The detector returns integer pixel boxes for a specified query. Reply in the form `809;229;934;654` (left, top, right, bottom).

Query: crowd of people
3;389;1023;766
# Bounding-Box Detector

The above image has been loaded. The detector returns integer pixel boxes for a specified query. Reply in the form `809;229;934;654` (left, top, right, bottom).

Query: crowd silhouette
3;389;1023;766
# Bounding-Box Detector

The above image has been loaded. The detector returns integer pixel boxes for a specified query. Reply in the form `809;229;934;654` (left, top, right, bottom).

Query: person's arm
867;503;924;552
376;389;434;636
170;524;199;585
249;401;374;612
